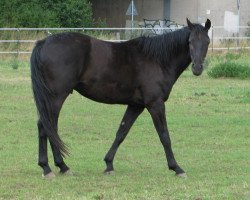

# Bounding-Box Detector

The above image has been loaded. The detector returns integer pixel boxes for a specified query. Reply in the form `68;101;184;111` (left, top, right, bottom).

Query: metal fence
0;26;250;55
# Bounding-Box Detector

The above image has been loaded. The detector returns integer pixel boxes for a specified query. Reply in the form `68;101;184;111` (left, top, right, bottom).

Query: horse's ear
186;18;194;30
205;19;211;31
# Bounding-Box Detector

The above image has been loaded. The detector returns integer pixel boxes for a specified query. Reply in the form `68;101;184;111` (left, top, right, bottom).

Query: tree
55;0;93;27
0;0;93;27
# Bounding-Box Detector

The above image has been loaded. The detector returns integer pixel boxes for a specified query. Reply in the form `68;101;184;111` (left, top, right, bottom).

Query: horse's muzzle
192;63;203;76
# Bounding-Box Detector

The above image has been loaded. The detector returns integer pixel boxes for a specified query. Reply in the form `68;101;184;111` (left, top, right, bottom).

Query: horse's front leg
146;99;186;177
104;105;144;173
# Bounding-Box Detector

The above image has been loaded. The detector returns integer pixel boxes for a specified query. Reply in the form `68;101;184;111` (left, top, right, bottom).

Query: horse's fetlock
104;156;113;164
168;163;178;171
38;161;48;168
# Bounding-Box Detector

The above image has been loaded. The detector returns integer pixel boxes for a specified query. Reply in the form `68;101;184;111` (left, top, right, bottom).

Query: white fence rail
0;26;249;55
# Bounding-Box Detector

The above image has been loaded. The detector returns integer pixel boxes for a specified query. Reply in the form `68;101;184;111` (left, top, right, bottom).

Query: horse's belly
74;81;135;104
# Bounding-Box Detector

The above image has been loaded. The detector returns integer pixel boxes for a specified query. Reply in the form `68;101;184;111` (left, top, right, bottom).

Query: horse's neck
165;42;191;81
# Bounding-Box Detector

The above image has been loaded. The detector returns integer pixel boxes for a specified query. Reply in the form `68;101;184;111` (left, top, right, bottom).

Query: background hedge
0;0;93;28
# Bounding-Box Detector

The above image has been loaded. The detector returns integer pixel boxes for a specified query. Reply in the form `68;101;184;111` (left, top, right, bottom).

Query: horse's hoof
61;169;73;176
176;173;187;178
43;172;56;179
104;170;115;175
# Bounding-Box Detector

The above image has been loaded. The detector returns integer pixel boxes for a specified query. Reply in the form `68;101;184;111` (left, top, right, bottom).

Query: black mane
135;27;191;66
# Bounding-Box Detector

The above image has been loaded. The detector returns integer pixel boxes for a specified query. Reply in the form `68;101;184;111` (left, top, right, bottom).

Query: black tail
30;40;69;157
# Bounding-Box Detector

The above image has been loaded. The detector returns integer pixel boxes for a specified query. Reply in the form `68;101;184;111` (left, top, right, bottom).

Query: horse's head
187;18;211;76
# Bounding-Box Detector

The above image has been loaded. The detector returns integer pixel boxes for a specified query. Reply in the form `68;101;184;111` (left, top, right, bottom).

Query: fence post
211;25;214;52
12;28;20;69
17;28;20;54
116;32;120;40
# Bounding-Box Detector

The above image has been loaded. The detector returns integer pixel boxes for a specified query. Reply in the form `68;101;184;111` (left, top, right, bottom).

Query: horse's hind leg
104;105;144;173
38;94;70;177
49;141;70;174
38;121;54;177
49;94;70;174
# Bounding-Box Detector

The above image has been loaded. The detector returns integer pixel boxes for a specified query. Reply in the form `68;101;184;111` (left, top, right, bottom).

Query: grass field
0;60;249;200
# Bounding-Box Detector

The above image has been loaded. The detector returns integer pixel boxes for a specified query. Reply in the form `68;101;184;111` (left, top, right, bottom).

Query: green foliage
17;2;58;27
0;0;93;27
207;53;250;79
10;59;19;69
225;52;241;60
56;0;93;27
207;62;250;79
203;57;211;69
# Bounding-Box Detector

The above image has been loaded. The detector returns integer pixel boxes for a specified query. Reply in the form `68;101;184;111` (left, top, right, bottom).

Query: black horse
31;19;211;178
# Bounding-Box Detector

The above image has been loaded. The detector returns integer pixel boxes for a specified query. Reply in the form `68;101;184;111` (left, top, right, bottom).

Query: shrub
207;62;250;79
16;2;58;27
203;57;211;69
225;52;241;60
10;53;19;69
11;60;19;70
55;0;93;28
207;53;250;79
0;0;94;28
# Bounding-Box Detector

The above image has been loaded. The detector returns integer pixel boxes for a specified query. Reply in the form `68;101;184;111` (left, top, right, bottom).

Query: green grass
208;62;250;79
207;52;250;79
0;61;250;200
